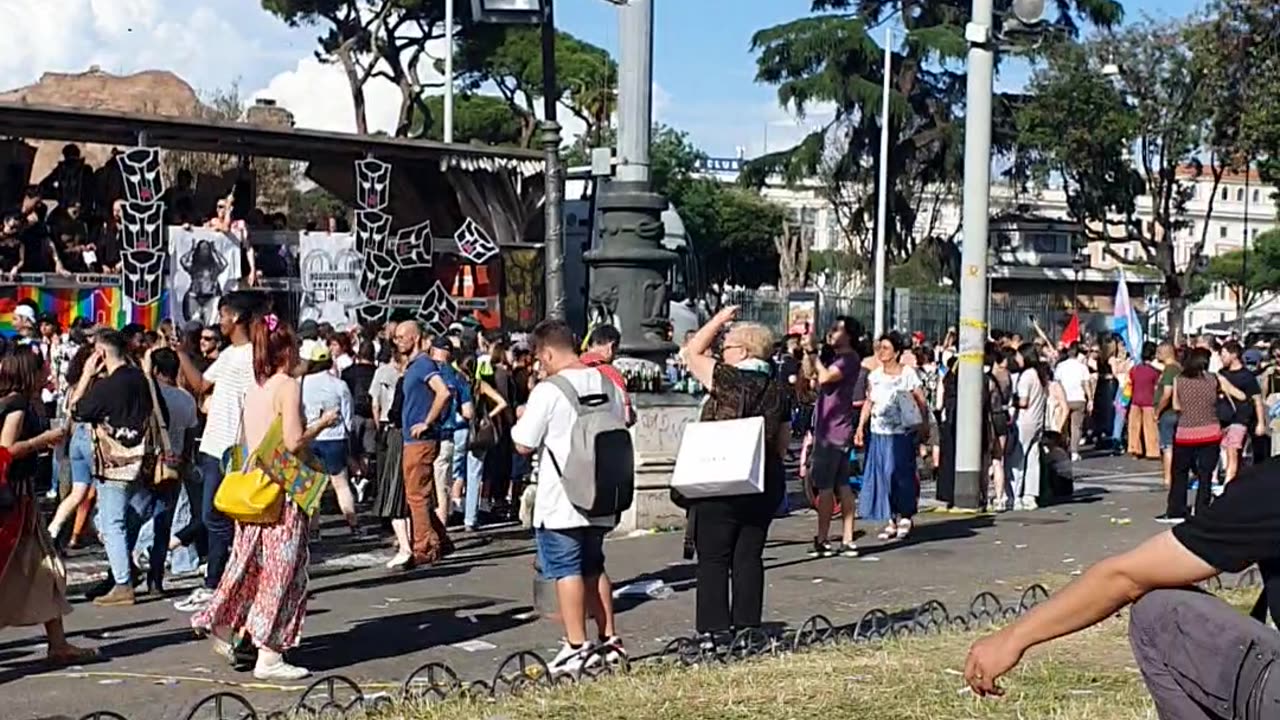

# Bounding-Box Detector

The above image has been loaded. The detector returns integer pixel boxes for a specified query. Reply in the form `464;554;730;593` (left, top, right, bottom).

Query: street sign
695;157;745;175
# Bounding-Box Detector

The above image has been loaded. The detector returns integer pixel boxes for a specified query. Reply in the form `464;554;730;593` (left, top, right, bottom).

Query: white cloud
0;0;305;97
254;57;403;134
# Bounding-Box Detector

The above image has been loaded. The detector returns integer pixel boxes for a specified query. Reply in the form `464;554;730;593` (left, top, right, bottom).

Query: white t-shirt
510;367;624;530
1054;357;1090;404
301;371;353;442
1015;368;1047;430
199;343;255;458
867;366;923;435
158;383;199;455
333;353;354;375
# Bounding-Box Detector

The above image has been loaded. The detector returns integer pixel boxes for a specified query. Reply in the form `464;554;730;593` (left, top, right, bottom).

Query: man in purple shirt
805;316;863;558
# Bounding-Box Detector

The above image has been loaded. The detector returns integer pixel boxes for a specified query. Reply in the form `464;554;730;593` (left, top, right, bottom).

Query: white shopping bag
670;416;765;498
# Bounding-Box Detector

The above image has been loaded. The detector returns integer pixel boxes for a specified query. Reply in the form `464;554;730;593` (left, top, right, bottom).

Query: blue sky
0;0;1207;159
551;0;1207;158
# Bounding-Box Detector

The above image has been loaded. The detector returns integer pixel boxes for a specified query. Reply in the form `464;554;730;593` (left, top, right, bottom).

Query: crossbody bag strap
144;375;171;454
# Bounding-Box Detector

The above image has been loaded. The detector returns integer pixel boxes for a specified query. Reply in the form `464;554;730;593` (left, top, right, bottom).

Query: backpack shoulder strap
546;374;583;413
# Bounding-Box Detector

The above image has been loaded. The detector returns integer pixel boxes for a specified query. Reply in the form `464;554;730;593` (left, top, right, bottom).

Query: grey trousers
1129;588;1280;719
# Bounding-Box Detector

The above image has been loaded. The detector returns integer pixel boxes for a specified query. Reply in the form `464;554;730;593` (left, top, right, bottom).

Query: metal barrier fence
727;289;1143;344
67;584;1069;719
66;568;1264;720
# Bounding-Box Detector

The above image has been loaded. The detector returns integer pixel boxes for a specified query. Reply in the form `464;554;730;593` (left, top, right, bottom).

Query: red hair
251;317;298;384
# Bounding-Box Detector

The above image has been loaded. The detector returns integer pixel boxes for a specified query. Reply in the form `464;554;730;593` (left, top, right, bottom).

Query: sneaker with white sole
547;640;594;676
174;587;214;613
587;636;628;667
839;543;859;558
896;518;913;539
253;660;311;681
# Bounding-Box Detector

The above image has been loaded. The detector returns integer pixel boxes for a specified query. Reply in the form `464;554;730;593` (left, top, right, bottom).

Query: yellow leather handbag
213;453;283;525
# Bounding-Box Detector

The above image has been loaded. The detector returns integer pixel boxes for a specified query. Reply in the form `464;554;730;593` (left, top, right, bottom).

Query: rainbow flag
0;286;168;333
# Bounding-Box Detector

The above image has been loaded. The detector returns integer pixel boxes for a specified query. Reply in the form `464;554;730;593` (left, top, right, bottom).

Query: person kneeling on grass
965;457;1280;718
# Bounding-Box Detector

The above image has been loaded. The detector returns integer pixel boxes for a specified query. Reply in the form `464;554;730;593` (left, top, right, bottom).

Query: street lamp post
470;0;566;320
953;0;1045;510
1072;252;1085;313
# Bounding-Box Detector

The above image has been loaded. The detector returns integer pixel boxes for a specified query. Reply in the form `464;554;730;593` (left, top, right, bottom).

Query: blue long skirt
858;432;918;523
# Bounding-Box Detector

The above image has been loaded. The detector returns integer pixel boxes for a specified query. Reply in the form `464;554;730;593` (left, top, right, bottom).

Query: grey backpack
545;373;635;517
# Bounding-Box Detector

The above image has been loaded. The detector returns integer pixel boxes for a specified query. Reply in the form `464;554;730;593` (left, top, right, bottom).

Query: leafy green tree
261;0;450;136
743;0;1122;283
451;24;616;148
1014;20;1236;340
1191;0;1280;186
418;93;527;146
1200;229;1280;319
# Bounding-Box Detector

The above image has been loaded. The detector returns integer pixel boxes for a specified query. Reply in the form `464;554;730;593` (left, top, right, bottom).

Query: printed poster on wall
168;227;242;327
298;231;363;326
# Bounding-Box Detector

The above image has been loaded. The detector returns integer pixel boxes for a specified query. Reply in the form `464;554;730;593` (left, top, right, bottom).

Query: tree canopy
1013;18;1258;339
742;0;1123;285
1200;229;1280;319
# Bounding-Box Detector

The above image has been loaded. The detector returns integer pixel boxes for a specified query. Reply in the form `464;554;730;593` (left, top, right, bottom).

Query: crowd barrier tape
65;571;1264;719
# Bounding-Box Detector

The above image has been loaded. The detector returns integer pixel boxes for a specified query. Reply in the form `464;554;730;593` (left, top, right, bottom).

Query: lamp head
1011;0;1046;25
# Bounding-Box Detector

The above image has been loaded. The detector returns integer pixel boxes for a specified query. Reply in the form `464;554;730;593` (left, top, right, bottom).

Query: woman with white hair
678;306;791;646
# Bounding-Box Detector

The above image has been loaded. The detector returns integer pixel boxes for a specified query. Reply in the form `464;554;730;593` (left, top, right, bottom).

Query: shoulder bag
145;377;180;486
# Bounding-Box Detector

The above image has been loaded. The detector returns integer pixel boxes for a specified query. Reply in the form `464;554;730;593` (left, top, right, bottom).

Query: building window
1220;225;1229;239
1222;187;1230;201
1237;188;1246;202
1253;189;1261;203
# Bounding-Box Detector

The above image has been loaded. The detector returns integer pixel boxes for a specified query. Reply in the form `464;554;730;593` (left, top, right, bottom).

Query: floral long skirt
192;501;309;652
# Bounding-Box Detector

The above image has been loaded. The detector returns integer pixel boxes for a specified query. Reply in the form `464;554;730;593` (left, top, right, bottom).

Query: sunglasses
200;335;216;342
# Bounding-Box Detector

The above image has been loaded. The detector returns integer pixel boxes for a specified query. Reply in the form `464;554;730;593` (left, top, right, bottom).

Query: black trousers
693;500;770;634
1168;443;1217;518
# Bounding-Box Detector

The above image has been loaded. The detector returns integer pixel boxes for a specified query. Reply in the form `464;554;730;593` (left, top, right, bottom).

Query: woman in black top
0;349;96;664
680;306;790;644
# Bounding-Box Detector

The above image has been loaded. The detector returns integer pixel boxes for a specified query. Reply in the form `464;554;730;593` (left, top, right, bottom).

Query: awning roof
0;101;542;169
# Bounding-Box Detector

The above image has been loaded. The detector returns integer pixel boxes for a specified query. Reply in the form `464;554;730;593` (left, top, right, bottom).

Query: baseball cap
13;305;35;323
430;335;454;352
301;339;330;363
1244;349;1264;365
298;320;319;341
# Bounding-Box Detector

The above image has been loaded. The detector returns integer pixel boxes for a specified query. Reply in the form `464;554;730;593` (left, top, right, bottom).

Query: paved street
2;453;1172;720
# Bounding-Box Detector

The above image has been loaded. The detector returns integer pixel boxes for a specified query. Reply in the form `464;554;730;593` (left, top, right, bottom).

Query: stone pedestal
617;392;702;533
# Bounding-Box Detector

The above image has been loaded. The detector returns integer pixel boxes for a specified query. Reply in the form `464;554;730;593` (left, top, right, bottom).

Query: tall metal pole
872;26;893;337
541;0;566;320
616;0;652;184
588;0;675;364
1241;164;1250;335
953;0;996;510
444;0;454;143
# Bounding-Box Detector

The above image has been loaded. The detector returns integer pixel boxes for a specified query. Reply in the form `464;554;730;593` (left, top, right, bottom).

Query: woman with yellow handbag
192;313;338;681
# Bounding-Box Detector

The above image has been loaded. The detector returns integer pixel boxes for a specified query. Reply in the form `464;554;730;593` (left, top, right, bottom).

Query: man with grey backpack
512;320;633;675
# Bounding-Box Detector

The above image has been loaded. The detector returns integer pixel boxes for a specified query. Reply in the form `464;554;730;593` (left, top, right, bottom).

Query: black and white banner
168;228;242;327
299;231;364;326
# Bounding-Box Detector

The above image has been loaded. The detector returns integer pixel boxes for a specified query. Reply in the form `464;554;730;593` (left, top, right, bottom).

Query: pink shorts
1221;424;1248;450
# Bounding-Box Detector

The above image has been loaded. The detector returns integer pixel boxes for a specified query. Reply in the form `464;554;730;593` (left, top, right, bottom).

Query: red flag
1060;313;1081;347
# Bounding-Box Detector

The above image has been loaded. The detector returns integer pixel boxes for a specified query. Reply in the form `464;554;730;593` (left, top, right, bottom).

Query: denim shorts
536;527;608;580
1158;413;1178;451
311;439;349;475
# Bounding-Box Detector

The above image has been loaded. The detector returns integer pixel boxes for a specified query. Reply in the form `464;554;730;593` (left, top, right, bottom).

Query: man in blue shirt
393;321;453;567
429;336;473;527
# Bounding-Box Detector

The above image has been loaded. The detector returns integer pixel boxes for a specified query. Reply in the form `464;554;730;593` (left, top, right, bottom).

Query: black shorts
809;442;850;492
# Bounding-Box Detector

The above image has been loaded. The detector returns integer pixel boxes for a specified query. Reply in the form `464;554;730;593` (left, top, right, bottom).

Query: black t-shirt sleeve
1172;457;1280;572
74;376;113;424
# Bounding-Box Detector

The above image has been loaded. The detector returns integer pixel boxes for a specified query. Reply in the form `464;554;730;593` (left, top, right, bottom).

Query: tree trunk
1167;295;1187;345
775;221;811;296
335;46;369;136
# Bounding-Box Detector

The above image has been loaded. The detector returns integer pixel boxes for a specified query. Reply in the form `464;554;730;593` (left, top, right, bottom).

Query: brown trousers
1127;405;1159;459
402;440;452;563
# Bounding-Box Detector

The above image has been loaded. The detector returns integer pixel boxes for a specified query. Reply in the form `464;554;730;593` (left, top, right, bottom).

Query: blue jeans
96;480;177;587
135;470;201;576
69;423;94;486
198;452;233;590
536;526;608;580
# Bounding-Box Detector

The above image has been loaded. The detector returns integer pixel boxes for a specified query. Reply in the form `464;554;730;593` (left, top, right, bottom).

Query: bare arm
1;410;66;460
277;380;336;453
177;350;212;396
965;532;1217;696
423;374;451;428
1218;374;1247;401
812;352;844;387
479;380;509;419
684;305;737;391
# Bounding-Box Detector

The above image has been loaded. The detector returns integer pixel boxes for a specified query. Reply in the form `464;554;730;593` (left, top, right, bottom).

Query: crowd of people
4;290;1280;691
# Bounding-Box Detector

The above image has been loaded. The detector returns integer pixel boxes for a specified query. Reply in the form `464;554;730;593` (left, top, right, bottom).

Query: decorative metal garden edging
70;572;1263;720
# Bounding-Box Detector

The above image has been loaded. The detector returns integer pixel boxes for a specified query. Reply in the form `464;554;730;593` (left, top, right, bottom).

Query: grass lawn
375;586;1259;720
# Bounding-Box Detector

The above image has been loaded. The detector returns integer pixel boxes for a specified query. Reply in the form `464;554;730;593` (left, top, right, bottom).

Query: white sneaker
548;640;594;676
253;660;311;681
1021;496;1038;510
586;636;627;668
1071;452;1082;462
174;587;214;613
896;518;913;539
